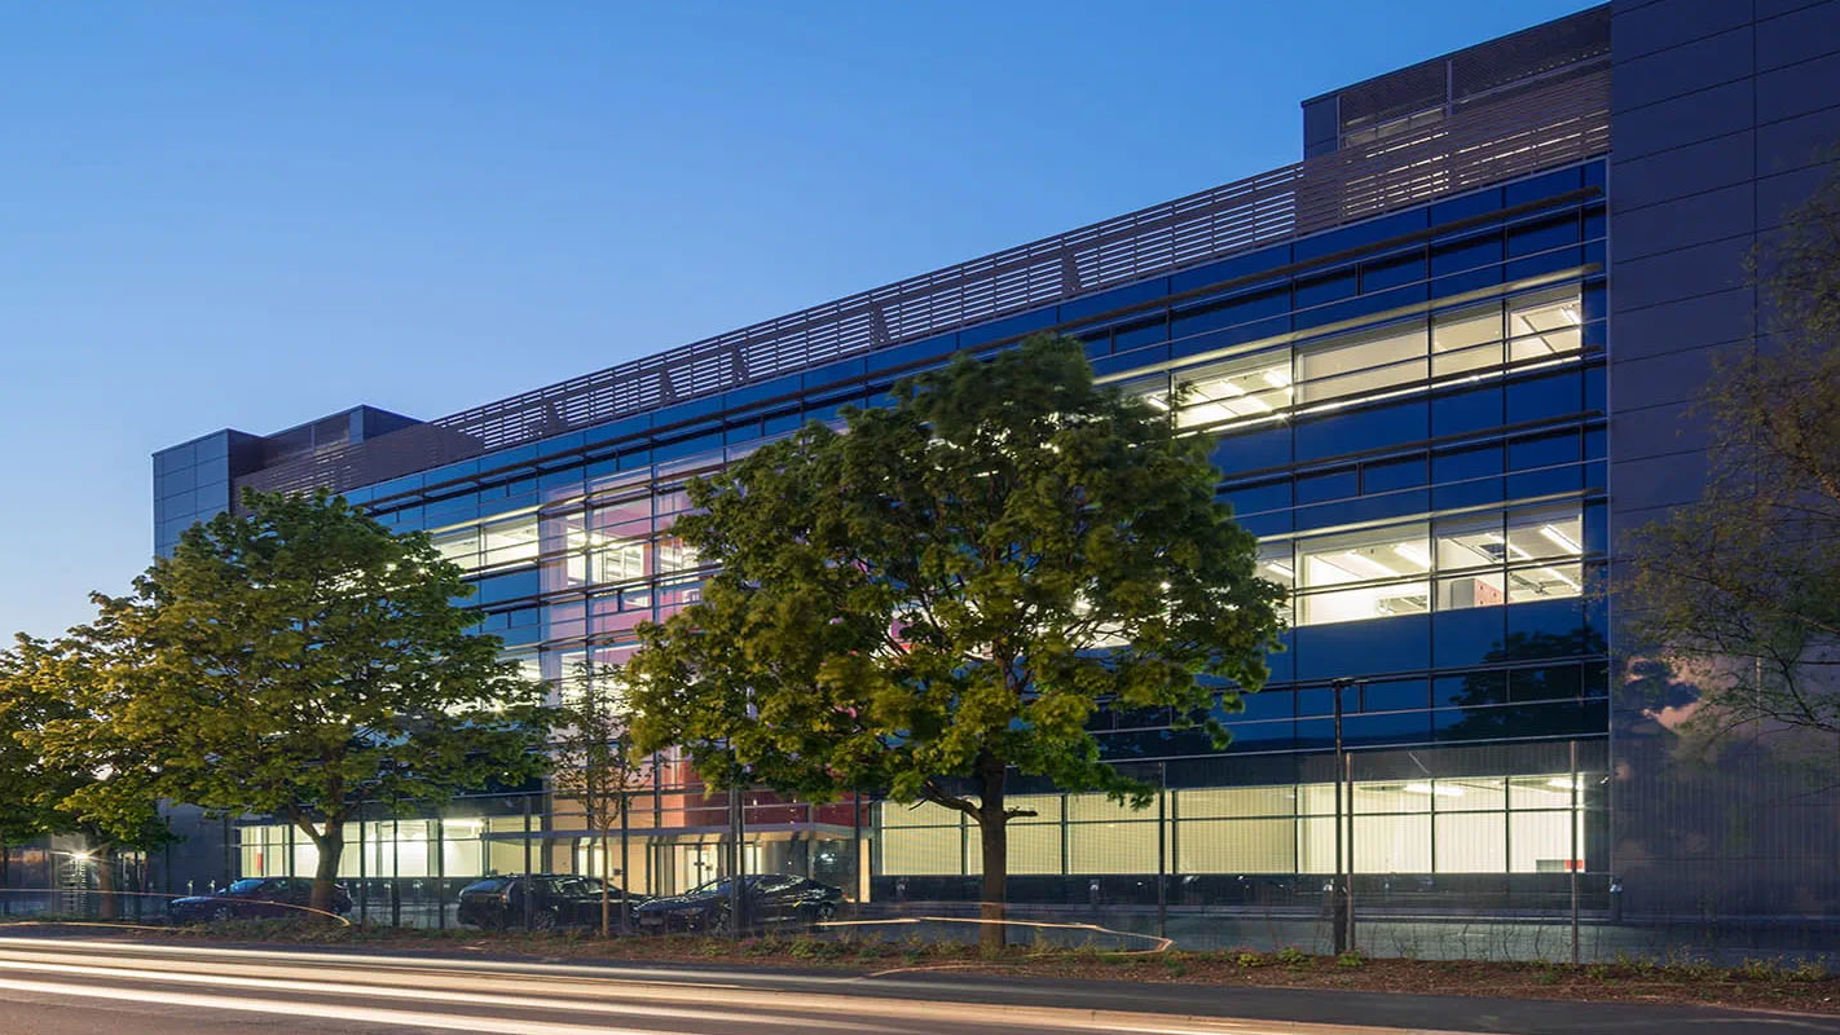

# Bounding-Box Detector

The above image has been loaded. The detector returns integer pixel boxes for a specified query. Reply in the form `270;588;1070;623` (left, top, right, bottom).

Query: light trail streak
0;941;1483;1035
0;974;695;1034
0;956;884;1031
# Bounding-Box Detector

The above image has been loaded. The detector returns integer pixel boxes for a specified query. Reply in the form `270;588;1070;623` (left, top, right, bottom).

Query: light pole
1329;677;1353;956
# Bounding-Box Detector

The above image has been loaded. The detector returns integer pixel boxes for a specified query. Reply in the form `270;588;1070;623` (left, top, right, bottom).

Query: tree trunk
600;829;612;939
94;846;118;921
308;823;345;918
975;812;1008;954
974;751;1009;955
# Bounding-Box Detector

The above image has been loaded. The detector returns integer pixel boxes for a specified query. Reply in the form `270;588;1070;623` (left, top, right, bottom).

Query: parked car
633;874;843;934
456;874;648;931
168;877;352;923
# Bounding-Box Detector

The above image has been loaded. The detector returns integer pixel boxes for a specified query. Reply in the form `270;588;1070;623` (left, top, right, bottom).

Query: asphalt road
0;931;1834;1035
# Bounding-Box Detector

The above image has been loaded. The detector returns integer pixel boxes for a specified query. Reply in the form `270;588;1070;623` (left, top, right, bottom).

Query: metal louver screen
237;68;1608;501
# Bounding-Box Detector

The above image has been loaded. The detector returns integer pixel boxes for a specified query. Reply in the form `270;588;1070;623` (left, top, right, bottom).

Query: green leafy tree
627;334;1286;949
1627;164;1840;757
87;489;552;915
550;661;647;937
3;626;174;919
0;644;56;905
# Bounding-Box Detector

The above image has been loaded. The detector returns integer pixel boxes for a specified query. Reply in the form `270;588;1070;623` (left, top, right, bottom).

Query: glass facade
222;159;1606;901
188;102;1615;908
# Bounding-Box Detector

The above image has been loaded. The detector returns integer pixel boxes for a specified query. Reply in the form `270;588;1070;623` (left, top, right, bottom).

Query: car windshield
686;877;742;896
225;879;266;895
463;878;511;893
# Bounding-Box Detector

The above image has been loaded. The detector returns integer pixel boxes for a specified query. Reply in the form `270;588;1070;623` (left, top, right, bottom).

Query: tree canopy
626;334;1286;944
72;489;552;912
2;623;174;916
1627;163;1840;754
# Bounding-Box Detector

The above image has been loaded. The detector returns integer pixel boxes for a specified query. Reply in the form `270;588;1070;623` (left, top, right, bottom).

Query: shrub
1790;959;1829;983
1335;951;1364;969
1275;946;1309;966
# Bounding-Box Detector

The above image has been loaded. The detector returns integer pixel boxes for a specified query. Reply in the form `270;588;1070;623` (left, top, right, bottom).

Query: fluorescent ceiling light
1261;368;1292;388
1539;524;1581;553
1264;561;1294;578
1539;566;1580;590
1392;543;1431;569
1334;550;1400;580
1403;781;1465;797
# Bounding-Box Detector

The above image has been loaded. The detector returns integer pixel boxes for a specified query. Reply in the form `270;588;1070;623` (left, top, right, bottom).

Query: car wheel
210;905;234;922
814;901;837;924
530;909;557;932
706;904;731;934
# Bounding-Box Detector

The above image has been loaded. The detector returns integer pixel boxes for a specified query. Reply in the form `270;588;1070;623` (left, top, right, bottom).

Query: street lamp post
1329;677;1354;956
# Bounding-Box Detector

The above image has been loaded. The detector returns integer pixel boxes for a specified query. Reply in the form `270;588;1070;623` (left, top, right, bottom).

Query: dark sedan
633;874;843;934
168;877;352;923
456;874;648;931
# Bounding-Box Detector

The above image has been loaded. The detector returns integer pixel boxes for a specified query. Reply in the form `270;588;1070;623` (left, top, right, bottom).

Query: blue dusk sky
0;1;1596;640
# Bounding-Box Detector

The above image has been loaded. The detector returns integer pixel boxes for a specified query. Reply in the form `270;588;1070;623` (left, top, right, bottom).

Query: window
1281;505;1583;627
1136;285;1585;435
1431;303;1502;376
481;513;540;570
432;527;481;572
1154;351;1291;429
1507;288;1583;364
1294;322;1425;405
1294;523;1430;625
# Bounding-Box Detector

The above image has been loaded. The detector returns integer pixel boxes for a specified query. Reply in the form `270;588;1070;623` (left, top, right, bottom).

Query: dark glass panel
1506;214;1580;257
1168;247;1292;294
1114;316;1169;351
1293;269;1359;308
1506;370;1584;423
1341;711;1433;745
1295;615;1431;681
1058;277;1169;321
1211;426;1291;473
1431;233;1502;276
1220;479;1292;516
1295;467;1358;505
1433;606;1507;668
1510;664;1583;702
1362;454;1429;493
1430;187;1504;225
1427;443;1501;482
1362;678;1431;712
1502;166;1582;206
959;308;1058;348
1435;670;1506;708
1507;430;1580;471
1361;250;1428;292
1431;385;1505;437
1294;402;1429;463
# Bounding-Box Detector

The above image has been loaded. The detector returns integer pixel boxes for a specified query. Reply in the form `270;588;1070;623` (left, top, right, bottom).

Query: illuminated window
1154;352;1292;429
1294;321;1426;406
1294;523;1431;625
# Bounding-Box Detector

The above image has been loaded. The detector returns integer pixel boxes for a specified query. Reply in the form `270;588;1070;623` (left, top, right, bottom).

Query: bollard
1608;876;1623;924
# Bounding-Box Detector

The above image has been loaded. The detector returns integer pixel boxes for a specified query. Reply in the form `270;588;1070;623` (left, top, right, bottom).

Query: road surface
0;931;1832;1034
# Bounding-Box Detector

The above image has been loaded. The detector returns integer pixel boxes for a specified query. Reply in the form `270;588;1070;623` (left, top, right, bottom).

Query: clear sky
0;1;1596;641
